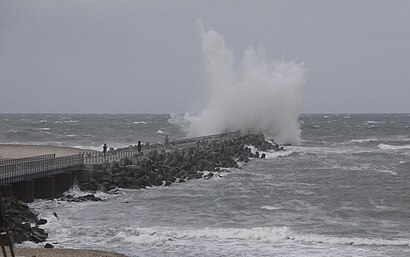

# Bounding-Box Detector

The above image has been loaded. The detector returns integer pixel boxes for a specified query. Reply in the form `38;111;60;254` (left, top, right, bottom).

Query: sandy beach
3;247;128;257
0;144;94;160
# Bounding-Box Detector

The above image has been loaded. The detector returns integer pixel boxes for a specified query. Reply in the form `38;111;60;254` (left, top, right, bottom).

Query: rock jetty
1;196;48;244
2;134;283;246
78;134;284;192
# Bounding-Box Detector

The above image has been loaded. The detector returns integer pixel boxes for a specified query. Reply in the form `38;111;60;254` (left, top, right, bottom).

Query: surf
184;22;307;145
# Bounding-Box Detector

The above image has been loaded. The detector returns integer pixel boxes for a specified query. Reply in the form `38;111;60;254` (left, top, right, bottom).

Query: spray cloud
186;23;307;145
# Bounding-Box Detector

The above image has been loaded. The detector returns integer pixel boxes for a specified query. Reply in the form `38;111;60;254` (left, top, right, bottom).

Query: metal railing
81;147;139;165
81;130;241;164
0;154;55;166
170;130;241;149
0;154;82;185
81;145;167;165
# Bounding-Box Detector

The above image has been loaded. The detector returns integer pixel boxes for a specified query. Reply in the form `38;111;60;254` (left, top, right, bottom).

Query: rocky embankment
78;134;284;192
2;194;104;246
3;134;283;246
2;196;48;244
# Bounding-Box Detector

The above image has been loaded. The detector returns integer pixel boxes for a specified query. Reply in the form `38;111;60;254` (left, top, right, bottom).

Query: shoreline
0;144;96;160
7;247;128;257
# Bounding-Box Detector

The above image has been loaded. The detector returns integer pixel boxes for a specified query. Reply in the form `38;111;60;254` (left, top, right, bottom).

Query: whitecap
156;130;167;134
32;119;48;123
378;143;410;150
293;233;410;247
365;120;385;124
261;205;282;211
378;169;398;176
349;138;378;143
114;226;290;245
265;150;295;159
112;225;410;247
133;121;149;125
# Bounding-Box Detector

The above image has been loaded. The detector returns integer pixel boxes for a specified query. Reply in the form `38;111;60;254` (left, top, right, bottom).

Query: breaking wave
185;22;307;145
378;143;410;150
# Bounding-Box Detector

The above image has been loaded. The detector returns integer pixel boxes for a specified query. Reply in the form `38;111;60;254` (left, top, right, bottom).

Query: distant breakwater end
77;134;284;192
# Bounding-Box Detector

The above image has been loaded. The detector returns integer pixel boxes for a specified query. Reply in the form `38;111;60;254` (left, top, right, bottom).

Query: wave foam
133;121;149;125
112;226;410;248
261;205;282;211
265;150;296;159
63;184;111;200
185;22;306;145
349;138;379;143
378;169;398;176
245;145;297;159
378;143;410;150
32;119;48;123
115;226;290;245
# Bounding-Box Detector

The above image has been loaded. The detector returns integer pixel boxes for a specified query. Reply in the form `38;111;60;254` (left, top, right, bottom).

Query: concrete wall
0;171;77;203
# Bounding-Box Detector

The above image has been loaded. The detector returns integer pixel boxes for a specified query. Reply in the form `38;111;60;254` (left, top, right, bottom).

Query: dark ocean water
1;113;410;256
0;113;184;150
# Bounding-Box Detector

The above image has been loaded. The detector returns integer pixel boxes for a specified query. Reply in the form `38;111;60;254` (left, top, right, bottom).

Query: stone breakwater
3;134;283;246
2;196;48;244
78;134;284;192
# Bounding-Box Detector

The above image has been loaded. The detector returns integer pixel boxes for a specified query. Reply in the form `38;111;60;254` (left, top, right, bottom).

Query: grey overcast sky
0;0;409;114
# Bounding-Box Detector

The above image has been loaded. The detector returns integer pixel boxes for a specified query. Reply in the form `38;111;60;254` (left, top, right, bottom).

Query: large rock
2;196;48;244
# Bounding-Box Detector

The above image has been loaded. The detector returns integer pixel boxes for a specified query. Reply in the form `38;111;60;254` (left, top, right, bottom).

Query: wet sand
4;247;128;257
0;144;94;160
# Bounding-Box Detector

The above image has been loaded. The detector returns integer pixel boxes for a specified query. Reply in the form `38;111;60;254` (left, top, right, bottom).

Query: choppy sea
1;113;410;256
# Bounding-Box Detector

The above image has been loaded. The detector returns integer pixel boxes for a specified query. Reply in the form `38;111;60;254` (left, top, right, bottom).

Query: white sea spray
185;22;307;144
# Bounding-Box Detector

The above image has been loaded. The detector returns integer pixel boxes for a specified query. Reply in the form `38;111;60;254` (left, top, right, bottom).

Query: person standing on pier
137;141;142;154
103;144;107;157
164;135;169;149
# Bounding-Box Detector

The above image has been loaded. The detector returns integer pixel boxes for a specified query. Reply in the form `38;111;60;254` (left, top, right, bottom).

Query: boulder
21;222;31;231
2;196;49;244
